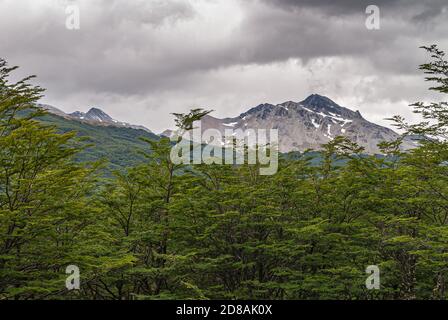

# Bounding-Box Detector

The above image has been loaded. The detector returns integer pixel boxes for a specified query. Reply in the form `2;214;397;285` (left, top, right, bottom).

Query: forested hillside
1;45;448;300
38;113;160;171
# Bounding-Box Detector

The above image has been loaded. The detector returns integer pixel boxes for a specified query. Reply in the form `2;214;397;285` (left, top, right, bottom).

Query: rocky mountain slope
164;94;417;154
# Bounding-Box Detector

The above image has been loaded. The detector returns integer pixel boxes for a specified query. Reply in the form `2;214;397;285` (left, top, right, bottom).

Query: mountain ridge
38;94;419;155
163;94;418;154
38;104;153;133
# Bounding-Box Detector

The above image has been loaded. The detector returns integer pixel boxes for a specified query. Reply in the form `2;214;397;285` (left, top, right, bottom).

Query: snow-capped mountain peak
40;105;153;133
84;107;114;122
167;94;418;154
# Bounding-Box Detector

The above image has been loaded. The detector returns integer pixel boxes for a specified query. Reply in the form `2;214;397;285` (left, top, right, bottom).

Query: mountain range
38;104;152;133
38;94;418;169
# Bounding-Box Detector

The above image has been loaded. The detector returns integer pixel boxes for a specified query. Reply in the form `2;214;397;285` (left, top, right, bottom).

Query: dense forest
1;45;448;300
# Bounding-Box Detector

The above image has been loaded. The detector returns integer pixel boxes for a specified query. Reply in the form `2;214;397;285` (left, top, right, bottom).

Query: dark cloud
411;5;446;22
262;0;448;16
231;0;447;73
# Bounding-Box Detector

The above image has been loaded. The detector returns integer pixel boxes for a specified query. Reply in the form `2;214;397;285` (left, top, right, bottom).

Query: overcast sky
1;0;447;132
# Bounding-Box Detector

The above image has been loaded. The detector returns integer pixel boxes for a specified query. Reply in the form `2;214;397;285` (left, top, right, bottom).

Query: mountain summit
172;94;417;154
70;107;115;123
39;104;152;133
300;94;363;119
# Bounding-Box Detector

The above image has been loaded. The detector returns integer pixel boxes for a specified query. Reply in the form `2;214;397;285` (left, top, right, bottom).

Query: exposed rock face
170;94;417;154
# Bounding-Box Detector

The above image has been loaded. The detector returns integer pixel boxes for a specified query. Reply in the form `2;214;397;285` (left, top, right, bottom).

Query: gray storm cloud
0;0;447;132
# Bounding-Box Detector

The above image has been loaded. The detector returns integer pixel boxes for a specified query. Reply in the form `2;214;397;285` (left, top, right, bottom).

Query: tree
0;59;98;299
